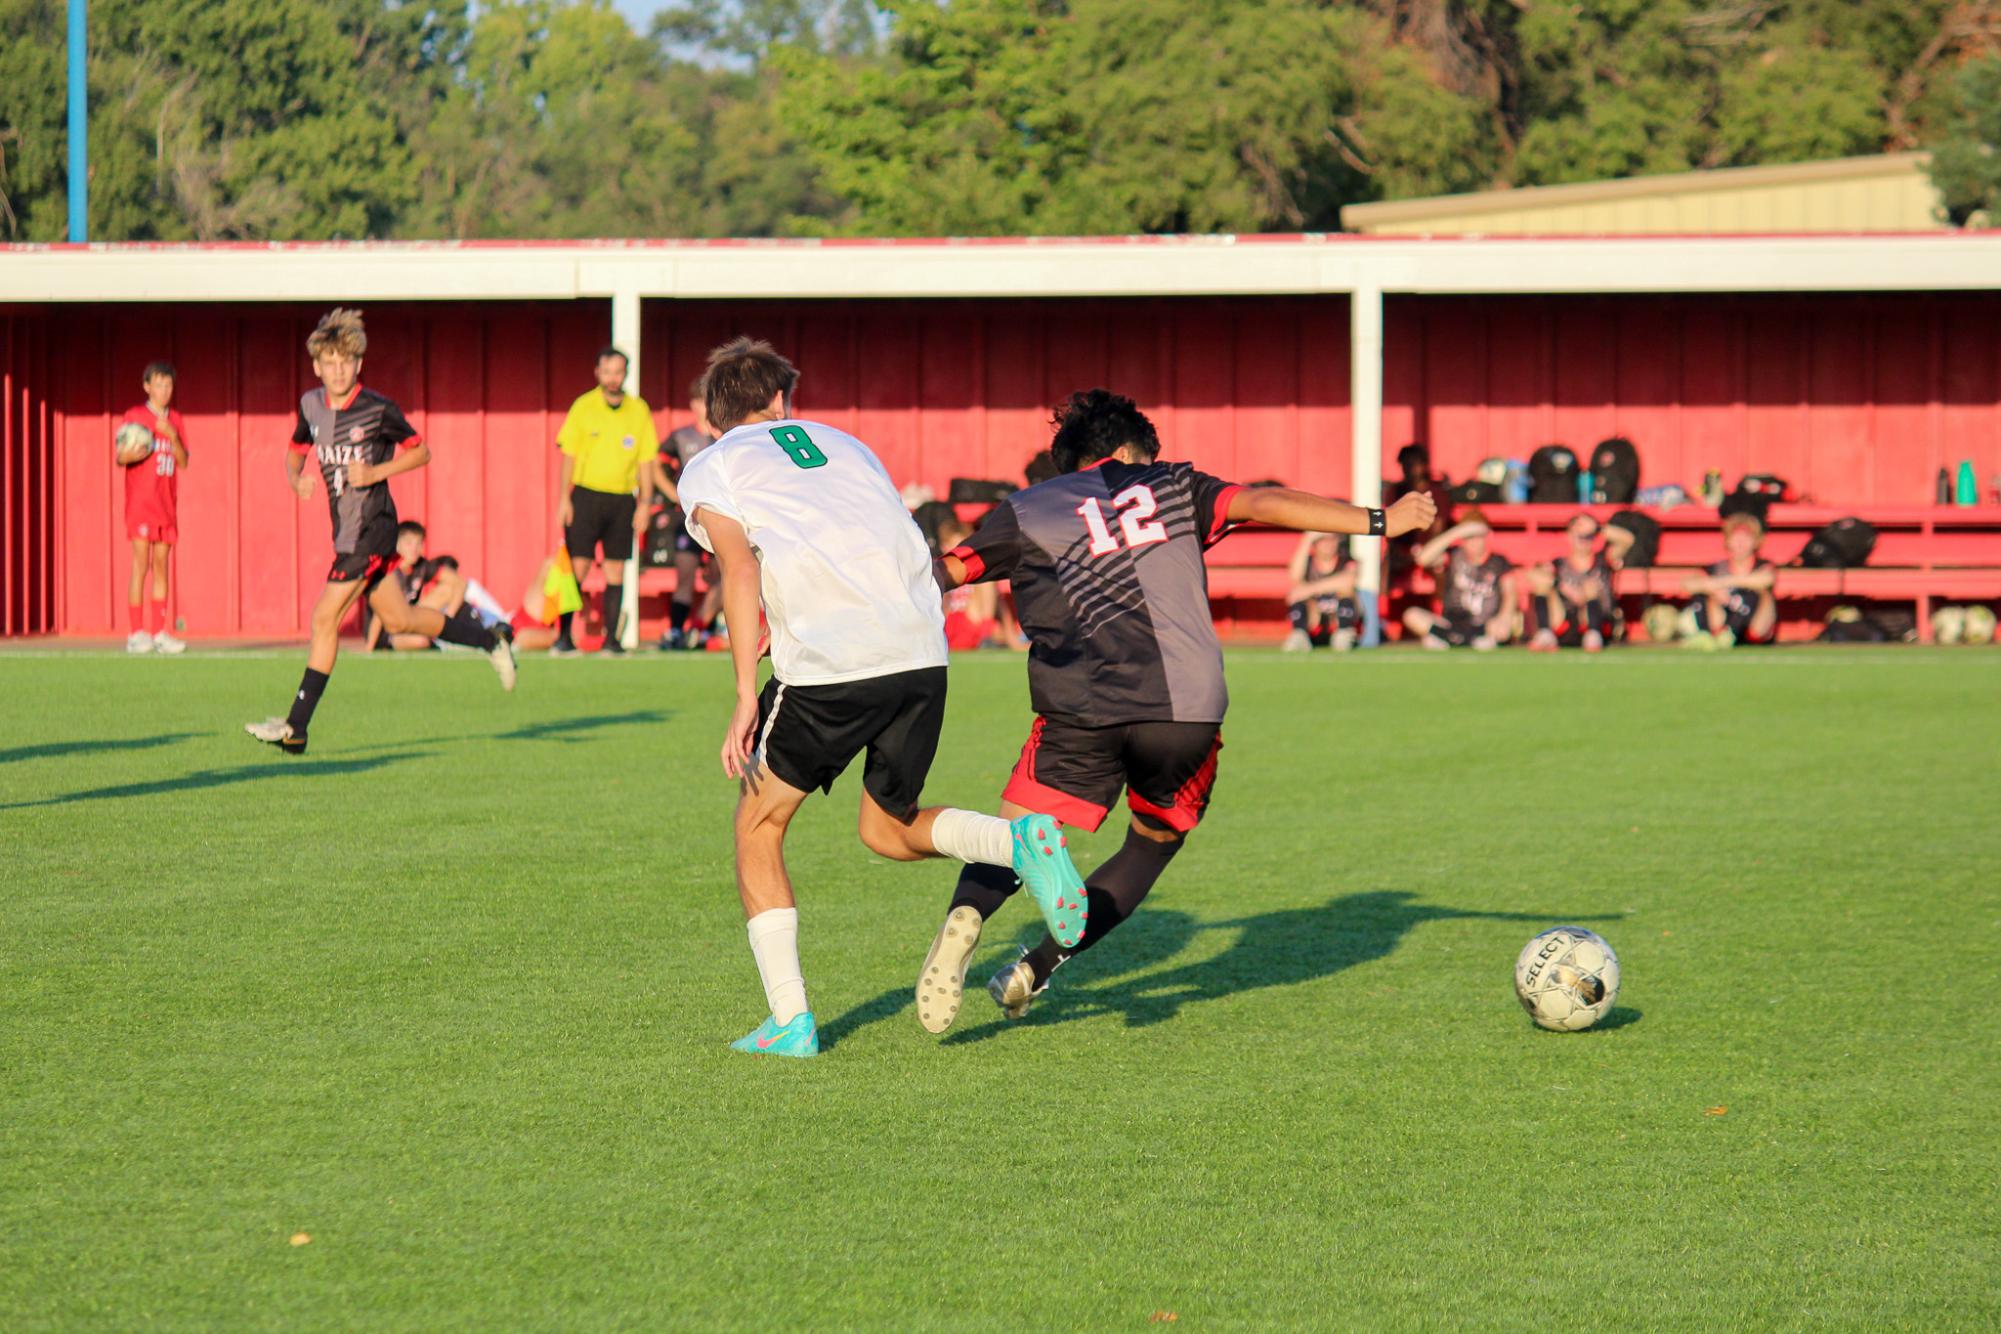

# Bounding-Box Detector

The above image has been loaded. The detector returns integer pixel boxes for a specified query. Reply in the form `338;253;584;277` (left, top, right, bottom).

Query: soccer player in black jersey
245;309;516;754
911;389;1435;1032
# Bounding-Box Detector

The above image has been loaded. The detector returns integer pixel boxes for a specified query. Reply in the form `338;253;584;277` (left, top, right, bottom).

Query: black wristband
1368;507;1386;537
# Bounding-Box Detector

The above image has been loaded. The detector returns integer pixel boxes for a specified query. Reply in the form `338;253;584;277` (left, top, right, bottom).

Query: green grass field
3;646;1997;1330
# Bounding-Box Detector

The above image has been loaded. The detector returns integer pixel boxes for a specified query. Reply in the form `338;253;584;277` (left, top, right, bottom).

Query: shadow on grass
1590;1006;1644;1032
0;751;433;809
497;710;671;743
820;986;915;1052
0;732;200;766
939;890;1615;1045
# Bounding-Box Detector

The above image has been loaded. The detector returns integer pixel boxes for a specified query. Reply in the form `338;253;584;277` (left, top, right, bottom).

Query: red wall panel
1389;293;2001;505
18;292;2001;637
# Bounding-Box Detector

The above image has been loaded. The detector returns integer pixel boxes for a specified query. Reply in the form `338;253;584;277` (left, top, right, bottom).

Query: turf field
2;646;1996;1329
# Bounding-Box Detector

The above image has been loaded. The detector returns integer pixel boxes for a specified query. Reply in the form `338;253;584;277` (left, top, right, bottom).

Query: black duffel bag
1796;517;1876;569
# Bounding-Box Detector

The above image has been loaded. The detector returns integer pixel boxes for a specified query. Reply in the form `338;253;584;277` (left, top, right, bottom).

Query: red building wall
8;292;2000;637
3;309;58;636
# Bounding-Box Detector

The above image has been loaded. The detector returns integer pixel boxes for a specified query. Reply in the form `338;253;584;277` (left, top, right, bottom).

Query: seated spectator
1403;511;1515;651
1527;512;1615;652
1283;532;1359;652
936;517;1008;650
1681;513;1777;649
367;520;468;652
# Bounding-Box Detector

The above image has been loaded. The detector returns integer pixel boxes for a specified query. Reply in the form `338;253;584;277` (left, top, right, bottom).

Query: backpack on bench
1796;517;1876;569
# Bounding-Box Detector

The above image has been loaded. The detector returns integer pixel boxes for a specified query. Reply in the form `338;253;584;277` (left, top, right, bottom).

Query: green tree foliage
2;0;1997;240
1927;55;2001;226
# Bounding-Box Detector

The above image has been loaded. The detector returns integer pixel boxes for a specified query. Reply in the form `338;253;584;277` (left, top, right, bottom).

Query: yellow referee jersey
556;389;658;494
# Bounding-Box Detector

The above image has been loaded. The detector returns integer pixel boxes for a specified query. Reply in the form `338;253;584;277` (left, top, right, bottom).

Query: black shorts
566;486;636;563
1433;609;1486;646
755;667;948;822
328;516;399;589
1004;717;1223;834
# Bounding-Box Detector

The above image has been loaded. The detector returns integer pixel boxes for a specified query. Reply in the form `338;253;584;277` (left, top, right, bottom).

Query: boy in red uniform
119;361;189;654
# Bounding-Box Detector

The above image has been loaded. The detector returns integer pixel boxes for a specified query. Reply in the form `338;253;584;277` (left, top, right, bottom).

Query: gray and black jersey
950;459;1242;727
289;386;420;554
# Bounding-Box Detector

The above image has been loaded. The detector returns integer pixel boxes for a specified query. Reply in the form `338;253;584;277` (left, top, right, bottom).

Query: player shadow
820;986;917;1052
942;891;1609;1043
0;751;434;810
496;710;670;743
0;732;200;766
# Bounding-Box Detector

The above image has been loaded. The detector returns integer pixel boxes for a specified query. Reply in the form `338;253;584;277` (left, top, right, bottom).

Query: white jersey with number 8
680;418;947;686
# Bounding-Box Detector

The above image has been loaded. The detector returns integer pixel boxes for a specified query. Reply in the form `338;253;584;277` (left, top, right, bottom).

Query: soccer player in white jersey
677;338;1089;1059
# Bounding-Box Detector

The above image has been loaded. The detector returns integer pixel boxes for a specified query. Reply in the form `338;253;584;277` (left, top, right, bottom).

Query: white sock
928;807;1014;867
746;907;808;1026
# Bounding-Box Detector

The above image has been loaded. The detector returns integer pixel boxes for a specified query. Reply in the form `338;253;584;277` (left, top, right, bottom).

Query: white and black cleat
916;906;983;1034
488;623;518;692
244;717;307;755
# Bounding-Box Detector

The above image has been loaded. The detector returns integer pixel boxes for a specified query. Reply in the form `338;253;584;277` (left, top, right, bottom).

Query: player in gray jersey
912;389;1436;1033
244;309;516;755
650;380;720;648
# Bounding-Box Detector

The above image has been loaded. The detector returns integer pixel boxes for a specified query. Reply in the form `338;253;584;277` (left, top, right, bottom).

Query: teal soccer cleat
1010;813;1088;950
729;1011;820;1058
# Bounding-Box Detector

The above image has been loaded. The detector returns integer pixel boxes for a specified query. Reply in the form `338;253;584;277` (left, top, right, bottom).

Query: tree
1928;55;2001;226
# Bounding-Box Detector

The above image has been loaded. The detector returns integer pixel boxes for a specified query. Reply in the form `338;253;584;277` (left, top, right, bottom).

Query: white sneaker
488;625;518;692
1331;628;1357;652
126;630;153;655
1421;632;1449;652
152;630;186;655
1472;634;1497;652
916;905;983;1035
1280;629;1312;653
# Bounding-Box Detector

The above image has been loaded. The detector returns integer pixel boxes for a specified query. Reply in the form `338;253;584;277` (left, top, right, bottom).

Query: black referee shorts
566;486;636;563
754;667;948;823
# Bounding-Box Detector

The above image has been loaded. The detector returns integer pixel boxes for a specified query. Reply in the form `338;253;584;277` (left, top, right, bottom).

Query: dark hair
430;555;459;573
1397;443;1429;474
688;376;707;402
1024;449;1059;486
704;336;799;432
1049;389;1159;474
142;360;176;383
396;519;426;541
597;345;629;368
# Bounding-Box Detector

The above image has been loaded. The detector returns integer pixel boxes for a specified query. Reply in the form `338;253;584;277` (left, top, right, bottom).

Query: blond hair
307;308;367;361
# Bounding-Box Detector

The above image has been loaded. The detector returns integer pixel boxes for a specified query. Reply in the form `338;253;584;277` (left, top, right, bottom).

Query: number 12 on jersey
1077;484;1167;557
769;424;828;469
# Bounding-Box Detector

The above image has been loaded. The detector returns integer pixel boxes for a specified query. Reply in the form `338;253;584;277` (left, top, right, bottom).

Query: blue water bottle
1577;469;1594;504
1957;460;1977;506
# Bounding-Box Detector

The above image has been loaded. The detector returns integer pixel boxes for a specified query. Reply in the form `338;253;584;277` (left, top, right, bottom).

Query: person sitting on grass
1403;510;1515;651
1527;512;1615;652
366;520;467;652
1681;513;1777;649
1283;532;1359;652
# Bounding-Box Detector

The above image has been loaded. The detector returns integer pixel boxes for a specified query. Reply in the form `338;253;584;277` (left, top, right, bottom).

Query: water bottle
1956;460;1977;506
1938;468;1953;504
1577;469;1594;504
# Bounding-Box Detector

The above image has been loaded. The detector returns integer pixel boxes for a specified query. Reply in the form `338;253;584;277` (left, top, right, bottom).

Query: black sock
286;667;330;734
1025;825;1183;983
604;584;625;641
669;598;690;632
558;610;574;644
436;608;497;651
949;861;1018;920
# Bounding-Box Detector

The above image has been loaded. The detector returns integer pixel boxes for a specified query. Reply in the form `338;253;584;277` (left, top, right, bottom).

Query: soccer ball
1962;605;1996;646
1931;606;1967;646
1514;926;1620;1032
114;422;154;466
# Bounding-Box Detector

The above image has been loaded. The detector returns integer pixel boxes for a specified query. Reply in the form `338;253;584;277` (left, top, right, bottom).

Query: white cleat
488;625;518;692
244;717;306;754
152;630;186;655
988;949;1047;1021
916;906;983;1035
126;631;153;655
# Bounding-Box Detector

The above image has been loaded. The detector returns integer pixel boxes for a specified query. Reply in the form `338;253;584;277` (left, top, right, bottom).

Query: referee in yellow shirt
553;346;657;654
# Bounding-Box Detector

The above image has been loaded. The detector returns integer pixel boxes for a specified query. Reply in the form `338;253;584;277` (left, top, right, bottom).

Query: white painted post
1349;282;1386;646
612;287;643;650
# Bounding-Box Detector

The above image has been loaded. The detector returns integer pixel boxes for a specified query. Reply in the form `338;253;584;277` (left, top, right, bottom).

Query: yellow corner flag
542;549;585;623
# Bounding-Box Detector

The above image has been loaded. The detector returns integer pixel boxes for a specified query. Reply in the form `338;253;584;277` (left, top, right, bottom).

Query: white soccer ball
1931;606;1967;646
114;421;154;466
1961;605;1995;646
1514;926;1620;1032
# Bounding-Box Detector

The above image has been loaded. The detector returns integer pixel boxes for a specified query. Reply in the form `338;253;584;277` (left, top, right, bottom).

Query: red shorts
944;611;995;650
128;518;177;544
1002;716;1222;834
